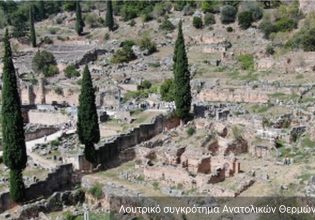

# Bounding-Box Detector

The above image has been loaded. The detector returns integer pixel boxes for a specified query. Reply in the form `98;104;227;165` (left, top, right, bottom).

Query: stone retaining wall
0;164;73;213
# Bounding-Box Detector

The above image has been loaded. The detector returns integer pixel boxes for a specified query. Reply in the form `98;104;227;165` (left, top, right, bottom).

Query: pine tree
105;0;114;31
75;0;85;36
30;5;36;47
173;21;191;121
2;29;27;202
77;65;100;163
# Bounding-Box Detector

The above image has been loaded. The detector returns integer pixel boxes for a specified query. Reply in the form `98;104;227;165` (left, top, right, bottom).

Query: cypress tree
38;0;46;20
77;65;100;164
173;21;191;121
105;0;114;31
2;29;27;202
30;5;36;47
75;0;85;36
9;170;26;202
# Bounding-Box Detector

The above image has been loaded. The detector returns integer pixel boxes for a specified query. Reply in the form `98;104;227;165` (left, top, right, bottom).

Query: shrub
42;36;53;44
104;33;110;41
50;139;60;146
138;80;152;90
286;27;315;51
152;3;167;18
201;1;220;13
120;5;138;21
64;65;80;78
120;40;135;49
48;27;58;35
183;5;194;16
241;2;263;21
274;17;297;32
204;13;216;25
238;11;253;29
226;26;234;32
112;41;136;64
85;13;103;28
160;79;174;102
186;127;196;136
89;183;103;199
159;19;175;31
128;19;136;26
138;36;157;55
237;54;254;70
266;44;275;55
32;50;59;77
142;13;153;22
192;16;203;29
54;87;63;95
220;5;237;24
259;19;276;39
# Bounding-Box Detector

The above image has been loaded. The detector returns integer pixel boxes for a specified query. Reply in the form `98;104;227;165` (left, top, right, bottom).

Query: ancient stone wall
74;115;180;170
20;85;79;106
28;111;69;125
197;88;270;103
0;164;73;213
25;127;59;141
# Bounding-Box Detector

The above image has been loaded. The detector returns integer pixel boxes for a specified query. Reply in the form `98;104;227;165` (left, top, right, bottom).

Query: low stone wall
0;164;73;213
28;111;69;125
25;127;59;141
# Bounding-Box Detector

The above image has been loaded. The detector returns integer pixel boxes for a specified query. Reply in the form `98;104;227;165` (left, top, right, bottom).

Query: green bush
204;13;216;25
138;80;152;90
142;13;153;22
241;2;263;21
85;13;104;28
220;5;237;24
32;50;59;77
112;48;136;64
266;44;275;55
50;139;61;147
186;127;196;136
201;1;220;13
112;40;136;64
138;36;157;55
274;17;297;32
183;5;194;16
286;27;315;51
48;27;58;35
64;65;80;78
226;26;234;32
259;19;276;39
237;54;254;70
120;4;138;21
238;11;253;29
160;79;174;102
54;87;63;96
42;36;53;44
89;183;103;199
159;19;175;31
128;19;136;26
192;16;203;29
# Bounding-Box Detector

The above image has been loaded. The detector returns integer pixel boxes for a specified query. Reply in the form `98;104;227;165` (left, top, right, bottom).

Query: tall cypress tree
173;21;191;121
105;0;114;31
29;5;36;47
2;29;27;202
75;0;85;36
38;0;46;20
77;65;100;164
